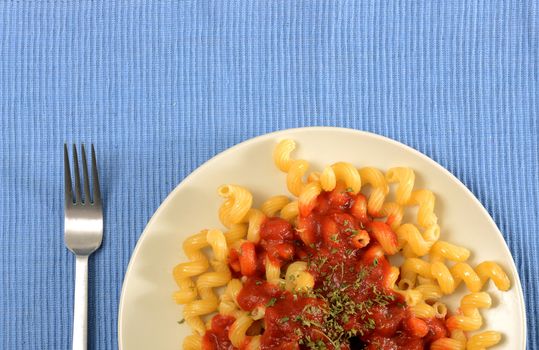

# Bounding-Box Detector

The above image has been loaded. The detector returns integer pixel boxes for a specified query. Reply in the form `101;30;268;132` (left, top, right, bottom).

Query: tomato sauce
202;314;237;350
203;188;449;349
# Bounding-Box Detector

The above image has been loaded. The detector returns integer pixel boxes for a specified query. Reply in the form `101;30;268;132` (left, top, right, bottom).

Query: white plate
118;127;526;349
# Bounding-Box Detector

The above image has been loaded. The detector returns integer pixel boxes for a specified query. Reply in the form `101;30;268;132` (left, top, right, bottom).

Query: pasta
386;167;415;205
273;139;296;172
279;200;299;223
172;230;210;304
182;229;231;335
173;139;512;350
218;185;253;228
396;223;439;256
467;331;502;350
359;167;389;216
260;195;290;217
285;261;315;292
408;189;438;228
229;311;255;347
446;292;492;331
244;209;266;243
380;201;404;230
286;160;309;196
320;162;361;193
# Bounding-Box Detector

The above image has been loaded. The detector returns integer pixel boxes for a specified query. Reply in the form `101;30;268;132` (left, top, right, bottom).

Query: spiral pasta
446;292;492;331
298;181;322;216
380;201;404;230
243;209;266;243
264;256;281;284
286;160;309;196
224;223;248;245
218;185;253;228
285;261;315;292
466;331;502;350
229;311;255;347
182;334;202;350
430;241;471;263
386;167;415;205
396;223;439;256
359;167;389;216
319;162;361;193
279;200;298;223
261;195;290;217
218;279;243;317
273;139;296;172
183;230;231;335
173;230;210;304
408;190;438;228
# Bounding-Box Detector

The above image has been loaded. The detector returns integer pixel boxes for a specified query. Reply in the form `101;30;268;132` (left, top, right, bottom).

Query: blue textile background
0;1;537;349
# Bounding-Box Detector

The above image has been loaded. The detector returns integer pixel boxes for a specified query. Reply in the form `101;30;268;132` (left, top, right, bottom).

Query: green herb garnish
266;297;277;307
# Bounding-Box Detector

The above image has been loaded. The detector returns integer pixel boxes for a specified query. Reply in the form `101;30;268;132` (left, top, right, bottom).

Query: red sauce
204;188;449;349
202;314;236;350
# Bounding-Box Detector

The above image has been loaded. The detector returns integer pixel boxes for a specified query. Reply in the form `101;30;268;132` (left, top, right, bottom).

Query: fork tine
91;144;101;205
64;144;73;204
81;144;92;203
72;144;82;204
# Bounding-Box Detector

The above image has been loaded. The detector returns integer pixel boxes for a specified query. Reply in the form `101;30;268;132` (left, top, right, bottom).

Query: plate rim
118;126;527;349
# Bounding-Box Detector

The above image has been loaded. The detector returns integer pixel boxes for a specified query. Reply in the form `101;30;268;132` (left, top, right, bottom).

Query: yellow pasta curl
183;230;231;335
307;171;321;183
475;261;511;291
287;160;309;196
447;292;492;331
400;258;433;282
245;336;261;350
466;331;502;350
279;200;299;223
410;302;436;319
396;223;438;256
380;202;404;230
319;162;361;193
243;209;266;243
182;334;202;350
431;261;456;294
273;139;296;172
225;224;248;245
359;167;389;215
173;230;209;304
218;279;243;316
408;190;438;228
450;263;482;293
285;261;315;292
431;338;466;350
386;167;415;205
183;259;230;334
298;181;322;216
207;229;229;262
229;312;255;347
265;256;281;284
411;301;446;319
415;283;443;302
430;241;471;263
218;185;253;228
261;195;290;217
320;166;336;191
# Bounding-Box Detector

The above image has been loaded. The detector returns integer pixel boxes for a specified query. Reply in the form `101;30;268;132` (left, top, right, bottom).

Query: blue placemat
0;1;537;349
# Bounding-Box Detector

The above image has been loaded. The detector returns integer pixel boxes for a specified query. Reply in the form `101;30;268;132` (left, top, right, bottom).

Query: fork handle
73;255;88;350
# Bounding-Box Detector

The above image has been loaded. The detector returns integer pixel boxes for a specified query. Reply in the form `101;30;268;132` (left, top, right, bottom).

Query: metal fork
64;144;103;350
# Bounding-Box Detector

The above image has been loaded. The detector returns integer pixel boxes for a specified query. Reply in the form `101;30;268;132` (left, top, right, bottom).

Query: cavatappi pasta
173;139;511;350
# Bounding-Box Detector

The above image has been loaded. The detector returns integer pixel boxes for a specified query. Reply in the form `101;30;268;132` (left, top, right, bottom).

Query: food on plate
173;139;510;350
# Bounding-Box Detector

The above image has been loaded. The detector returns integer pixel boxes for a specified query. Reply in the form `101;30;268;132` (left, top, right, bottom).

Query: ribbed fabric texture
0;1;537;349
